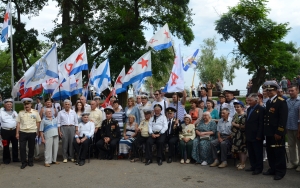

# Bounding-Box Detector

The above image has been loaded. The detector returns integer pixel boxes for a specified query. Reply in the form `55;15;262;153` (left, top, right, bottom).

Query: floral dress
231;113;247;153
192;120;217;164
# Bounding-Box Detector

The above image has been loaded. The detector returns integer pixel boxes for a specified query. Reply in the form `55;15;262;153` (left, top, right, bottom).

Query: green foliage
215;0;290;92
196;38;241;85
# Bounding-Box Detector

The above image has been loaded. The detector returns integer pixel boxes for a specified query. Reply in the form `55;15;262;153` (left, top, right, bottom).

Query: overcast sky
3;0;300;92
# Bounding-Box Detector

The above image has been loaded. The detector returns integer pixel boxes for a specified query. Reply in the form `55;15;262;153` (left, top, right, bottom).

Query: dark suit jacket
166;118;182;137
264;96;288;137
245;104;264;142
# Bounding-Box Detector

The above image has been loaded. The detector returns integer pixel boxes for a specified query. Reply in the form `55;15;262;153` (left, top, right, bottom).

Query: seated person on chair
145;104;168;166
210;108;232;168
179;114;195;164
165;107;181;163
130;108;152;162
73;112;95;166
96;108;120;160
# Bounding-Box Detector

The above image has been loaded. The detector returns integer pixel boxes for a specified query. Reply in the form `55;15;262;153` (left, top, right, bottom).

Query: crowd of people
0;80;299;181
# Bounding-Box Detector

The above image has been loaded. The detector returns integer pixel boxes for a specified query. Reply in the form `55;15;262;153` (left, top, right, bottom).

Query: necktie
168;119;172;134
36;104;38;110
219;103;222;118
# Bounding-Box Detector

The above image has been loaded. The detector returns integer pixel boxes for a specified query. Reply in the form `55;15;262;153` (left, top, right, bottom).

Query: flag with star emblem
183;49;199;71
121;51;152;90
162;45;184;93
61;43;88;76
24;44;58;89
146;23;172;51
91;59;111;95
114;67;126;94
1;2;10;43
51;72;83;101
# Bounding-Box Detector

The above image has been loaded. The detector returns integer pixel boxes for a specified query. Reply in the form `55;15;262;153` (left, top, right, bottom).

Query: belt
1;127;16;130
62;125;74;126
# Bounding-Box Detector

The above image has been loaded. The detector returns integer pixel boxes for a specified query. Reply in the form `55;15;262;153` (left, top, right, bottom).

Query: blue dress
192;120;217;164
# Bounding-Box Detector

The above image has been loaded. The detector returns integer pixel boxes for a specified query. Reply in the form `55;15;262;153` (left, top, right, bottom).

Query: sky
2;0;300;92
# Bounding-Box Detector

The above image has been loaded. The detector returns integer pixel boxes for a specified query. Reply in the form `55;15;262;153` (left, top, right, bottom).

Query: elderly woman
179;114;195;164
189;99;203;125
125;97;140;125
73;112;95;166
204;99;219;121
119;114;138;158
192;112;217;165
231;101;247;170
40;108;59;167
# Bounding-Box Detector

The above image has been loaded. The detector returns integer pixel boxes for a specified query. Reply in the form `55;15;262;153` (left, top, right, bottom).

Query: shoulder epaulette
278;97;284;101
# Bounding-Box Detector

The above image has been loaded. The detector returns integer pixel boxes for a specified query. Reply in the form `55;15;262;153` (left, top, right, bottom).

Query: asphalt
0;143;299;188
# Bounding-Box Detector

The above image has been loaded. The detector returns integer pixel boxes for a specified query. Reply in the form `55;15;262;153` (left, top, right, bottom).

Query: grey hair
248;93;259;101
203;111;211;118
64;99;72;105
222;108;230;113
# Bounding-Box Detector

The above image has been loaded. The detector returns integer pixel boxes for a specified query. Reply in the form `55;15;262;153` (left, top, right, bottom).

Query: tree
196;38;240;86
215;0;290;92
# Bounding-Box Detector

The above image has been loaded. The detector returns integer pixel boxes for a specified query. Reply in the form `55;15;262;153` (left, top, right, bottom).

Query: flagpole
191;68;196;98
9;1;14;110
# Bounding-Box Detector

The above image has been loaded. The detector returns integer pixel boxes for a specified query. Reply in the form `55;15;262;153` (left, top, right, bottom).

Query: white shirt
0;108;18;129
148;114;168;134
84;104;91;112
78;121;95;138
34;103;43;113
57;109;78;127
228;98;238;118
54;103;61;111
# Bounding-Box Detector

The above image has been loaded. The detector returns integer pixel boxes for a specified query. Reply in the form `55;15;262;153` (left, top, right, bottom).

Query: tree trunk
250;67;267;93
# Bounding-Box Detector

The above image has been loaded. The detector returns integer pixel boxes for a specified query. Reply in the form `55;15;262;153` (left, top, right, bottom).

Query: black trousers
265;136;286;177
73;138;92;161
131;136;148;158
19;132;36;165
146;133;166;160
96;138;119;157
1;128;19;163
246;140;263;172
167;136;179;158
93;130;101;157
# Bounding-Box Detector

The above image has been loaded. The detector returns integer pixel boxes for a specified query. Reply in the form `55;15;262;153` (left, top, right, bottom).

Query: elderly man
210;108;232;168
89;100;103;157
169;91;187;122
0;99;19;164
285;86;300;172
138;95;152;121
262;81;288;180
245;93;264;175
145;104;168;166
225;90;238;118
80;96;91;112
96;108;120;160
73;112;95;166
57;99;79;163
16;98;41;169
151;90;169;115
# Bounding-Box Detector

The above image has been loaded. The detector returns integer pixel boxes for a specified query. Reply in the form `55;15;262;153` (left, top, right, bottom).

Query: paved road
0;144;299;188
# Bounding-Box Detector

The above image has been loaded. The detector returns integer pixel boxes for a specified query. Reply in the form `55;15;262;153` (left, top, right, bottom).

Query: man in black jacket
262;81;288;180
245;93;264;175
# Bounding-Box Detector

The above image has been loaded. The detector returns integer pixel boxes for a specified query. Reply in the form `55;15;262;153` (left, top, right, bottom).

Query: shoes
252;171;262;175
263;171;275;176
20;163;27;169
167;158;172;163
44;163;50;167
186;159;190;164
71;159;75;162
236;163;241;168
157;159;162;166
274;176;283;180
180;159;184;164
52;162;60;164
130;158;139;162
79;160;85;166
245;168;254;172
296;166;300;172
218;161;227;168
238;164;245;170
63;159;67;163
210;160;220;167
4;161;10;165
287;163;297;169
28;162;34;167
145;160;152;166
201;161;208;166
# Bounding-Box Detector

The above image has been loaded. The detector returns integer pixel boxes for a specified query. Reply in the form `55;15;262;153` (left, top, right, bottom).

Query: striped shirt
286;96;300;130
40;117;58;139
112;110;125;135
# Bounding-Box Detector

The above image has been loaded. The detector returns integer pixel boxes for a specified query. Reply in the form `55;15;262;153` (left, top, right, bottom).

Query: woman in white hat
179;114;195;164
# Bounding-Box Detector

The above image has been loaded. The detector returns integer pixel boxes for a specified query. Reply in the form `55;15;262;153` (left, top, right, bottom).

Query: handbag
200;135;210;140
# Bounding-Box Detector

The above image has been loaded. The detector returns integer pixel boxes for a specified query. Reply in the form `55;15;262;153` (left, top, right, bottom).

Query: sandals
237;164;245;170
